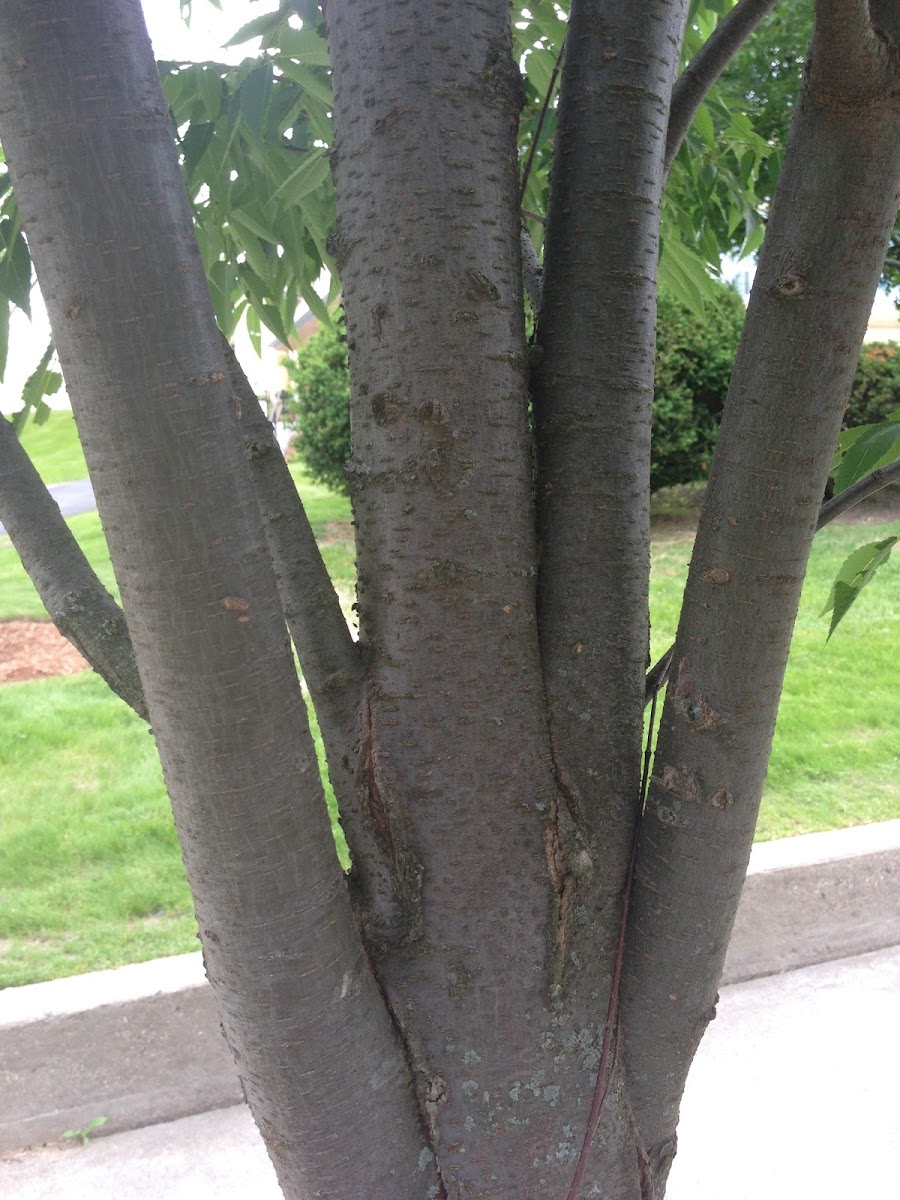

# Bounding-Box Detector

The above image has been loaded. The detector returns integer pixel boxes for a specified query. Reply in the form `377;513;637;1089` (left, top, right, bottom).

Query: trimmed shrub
652;283;746;490
282;323;351;493
283;293;900;497
845;342;900;427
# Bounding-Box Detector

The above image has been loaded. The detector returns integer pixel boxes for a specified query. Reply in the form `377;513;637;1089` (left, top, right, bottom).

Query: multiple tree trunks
0;1;898;1198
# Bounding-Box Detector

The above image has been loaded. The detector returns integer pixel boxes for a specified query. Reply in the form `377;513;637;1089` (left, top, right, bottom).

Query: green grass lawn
650;523;900;840
0;416;897;985
18;411;89;484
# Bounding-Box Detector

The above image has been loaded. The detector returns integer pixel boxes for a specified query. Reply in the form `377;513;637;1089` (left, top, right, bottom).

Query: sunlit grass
17;410;89;484
649;521;900;840
1;432;897;984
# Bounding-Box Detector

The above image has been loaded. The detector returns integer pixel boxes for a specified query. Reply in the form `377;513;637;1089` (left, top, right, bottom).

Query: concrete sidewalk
2;944;898;1199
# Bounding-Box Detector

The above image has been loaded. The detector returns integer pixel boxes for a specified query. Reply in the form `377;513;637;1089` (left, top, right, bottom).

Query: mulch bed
0;620;89;684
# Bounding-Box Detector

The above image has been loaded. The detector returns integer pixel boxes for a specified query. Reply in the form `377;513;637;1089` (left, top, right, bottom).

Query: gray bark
326;1;646;1193
0;4;432;1197
2;0;899;1197
622;8;900;1191
531;0;689;998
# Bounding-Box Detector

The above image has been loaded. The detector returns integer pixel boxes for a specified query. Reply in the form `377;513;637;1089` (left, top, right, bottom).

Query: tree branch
644;457;900;705
531;0;689;912
665;0;781;174
224;340;362;722
623;4;900;1183
811;0;895;96
816;457;900;527
226;345;410;929
0;414;147;720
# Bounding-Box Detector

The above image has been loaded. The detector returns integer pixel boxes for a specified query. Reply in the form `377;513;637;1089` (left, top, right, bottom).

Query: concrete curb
1;820;898;1154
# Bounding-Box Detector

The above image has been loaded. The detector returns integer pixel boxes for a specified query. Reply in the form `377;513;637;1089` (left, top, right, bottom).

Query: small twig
521;207;546;225
519;32;567;204
665;0;781;175
565;688;660;1200
643;644;675;706
817;458;900;528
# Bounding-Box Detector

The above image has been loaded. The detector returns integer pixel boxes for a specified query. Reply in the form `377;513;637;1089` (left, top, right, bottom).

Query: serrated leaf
275;27;331;67
20;342;61;423
229;206;278;245
196;69;224;122
225;10;288;48
180;122;215;181
246;304;262;357
523;47;555;97
529;4;567;48
298;279;331;327
821;536;898;639
833;416;900;493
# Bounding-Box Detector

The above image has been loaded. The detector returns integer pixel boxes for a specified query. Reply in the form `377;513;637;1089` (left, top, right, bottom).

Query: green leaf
0;218;32;315
833;415;900;494
196;69;224;122
821;537;899;639
298;279;331;327
275;27;331;67
659;237;717;318
22;341;60;405
246;304;262;357
208;259;239;336
239;63;273;137
277;60;333;110
523;47;555;97
268;148;330;205
229;206;278;245
180;122;215;182
225;10;288;48
693;103;716;150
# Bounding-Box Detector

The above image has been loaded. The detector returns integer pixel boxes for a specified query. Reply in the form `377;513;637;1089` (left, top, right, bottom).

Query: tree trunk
0;4;433;1196
621;8;900;1191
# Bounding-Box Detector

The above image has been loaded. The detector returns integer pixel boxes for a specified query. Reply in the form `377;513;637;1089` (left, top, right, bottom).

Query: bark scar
670;657;720;731
544;770;592;1004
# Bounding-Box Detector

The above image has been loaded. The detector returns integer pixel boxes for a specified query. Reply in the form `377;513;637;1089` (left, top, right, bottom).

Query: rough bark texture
0;413;147;718
326;1;644;1194
2;0;899;1197
621;9;900;1191
0;4;433;1197
531;0;688;988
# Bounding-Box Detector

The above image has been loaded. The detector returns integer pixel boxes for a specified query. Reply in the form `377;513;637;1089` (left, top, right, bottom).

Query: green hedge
651;284;745;490
282;323;351;494
845;342;900;427
282;298;900;496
